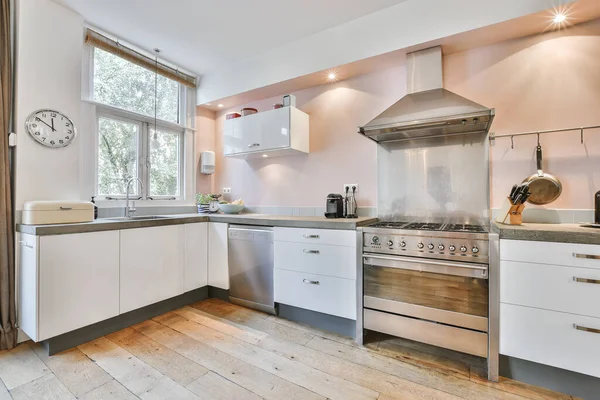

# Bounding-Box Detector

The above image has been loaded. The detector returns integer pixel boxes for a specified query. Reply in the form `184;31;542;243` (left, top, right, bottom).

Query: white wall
14;0;197;211
15;0;84;209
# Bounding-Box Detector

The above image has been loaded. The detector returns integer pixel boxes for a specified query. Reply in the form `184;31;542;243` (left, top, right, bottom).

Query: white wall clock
25;109;77;148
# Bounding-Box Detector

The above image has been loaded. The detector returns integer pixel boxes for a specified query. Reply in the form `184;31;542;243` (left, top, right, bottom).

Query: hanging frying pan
522;144;562;205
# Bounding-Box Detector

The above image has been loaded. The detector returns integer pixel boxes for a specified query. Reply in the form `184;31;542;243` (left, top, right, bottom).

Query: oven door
363;254;489;332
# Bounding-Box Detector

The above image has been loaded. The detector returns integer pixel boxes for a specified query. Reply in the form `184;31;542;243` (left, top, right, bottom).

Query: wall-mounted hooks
488;124;600;145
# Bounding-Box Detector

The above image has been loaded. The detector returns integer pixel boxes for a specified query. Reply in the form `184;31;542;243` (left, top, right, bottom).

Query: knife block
496;197;526;225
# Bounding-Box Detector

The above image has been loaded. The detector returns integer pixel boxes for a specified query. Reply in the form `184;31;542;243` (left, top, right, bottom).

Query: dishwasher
228;225;276;314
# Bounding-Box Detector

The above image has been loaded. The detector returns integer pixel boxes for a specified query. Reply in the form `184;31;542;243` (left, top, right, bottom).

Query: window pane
93;48;180;123
149;128;181;197
97;117;139;196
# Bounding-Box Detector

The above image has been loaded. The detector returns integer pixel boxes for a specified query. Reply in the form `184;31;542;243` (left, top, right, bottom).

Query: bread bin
22;201;94;225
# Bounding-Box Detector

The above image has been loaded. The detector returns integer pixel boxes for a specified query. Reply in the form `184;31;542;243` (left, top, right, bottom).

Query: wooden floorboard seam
0;299;577;400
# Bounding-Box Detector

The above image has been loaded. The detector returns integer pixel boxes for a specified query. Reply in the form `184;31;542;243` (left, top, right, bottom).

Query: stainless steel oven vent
358;46;494;143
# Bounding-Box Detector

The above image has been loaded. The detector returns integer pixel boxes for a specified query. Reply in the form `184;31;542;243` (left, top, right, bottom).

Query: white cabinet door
223;114;261;156
18;234;39;341
501;303;600;378
501;260;600;318
208;222;229;289
274;269;356;319
184;223;208;292
38;231;120;340
500;239;600;269
274;227;356;247
120;225;185;313
274;241;356;280
259;108;290;149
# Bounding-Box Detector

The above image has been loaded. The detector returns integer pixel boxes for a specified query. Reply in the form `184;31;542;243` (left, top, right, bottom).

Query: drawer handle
573;277;600;285
303;234;320;239
19;241;33;249
302;279;320;285
59;206;73;210
573;324;600;335
573;253;600;260
303;249;320;254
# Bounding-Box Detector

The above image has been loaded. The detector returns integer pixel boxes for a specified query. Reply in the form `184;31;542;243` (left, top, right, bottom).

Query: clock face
25;109;76;148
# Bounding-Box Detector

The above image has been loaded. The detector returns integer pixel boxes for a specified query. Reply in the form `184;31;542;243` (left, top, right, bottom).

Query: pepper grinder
345;186;357;218
343;186;349;217
595;190;600;224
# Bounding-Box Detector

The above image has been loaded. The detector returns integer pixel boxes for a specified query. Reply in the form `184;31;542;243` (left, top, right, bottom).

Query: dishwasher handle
228;225;274;241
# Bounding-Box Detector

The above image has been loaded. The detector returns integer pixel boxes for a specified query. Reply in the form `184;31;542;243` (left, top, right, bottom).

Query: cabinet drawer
500;303;600;378
274;269;356;320
274;241;356;279
501;260;600;318
274;227;356;247
500;240;600;269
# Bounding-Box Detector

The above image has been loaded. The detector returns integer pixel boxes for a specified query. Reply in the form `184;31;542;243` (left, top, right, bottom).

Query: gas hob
362;220;490;263
367;221;488;233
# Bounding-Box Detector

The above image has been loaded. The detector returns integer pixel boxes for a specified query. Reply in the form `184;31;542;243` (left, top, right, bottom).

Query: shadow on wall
445;18;600;209
210;66;405;207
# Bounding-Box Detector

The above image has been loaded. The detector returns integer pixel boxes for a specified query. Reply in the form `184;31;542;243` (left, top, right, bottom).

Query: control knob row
372;238;478;254
415;243;479;254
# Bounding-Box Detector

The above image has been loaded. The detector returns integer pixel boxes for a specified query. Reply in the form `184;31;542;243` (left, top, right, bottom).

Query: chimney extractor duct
358;46;494;143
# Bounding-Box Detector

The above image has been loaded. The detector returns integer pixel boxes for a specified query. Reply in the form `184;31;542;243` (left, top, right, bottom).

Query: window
97;116;139;196
93;48;181;123
90;46;188;201
148;127;182;197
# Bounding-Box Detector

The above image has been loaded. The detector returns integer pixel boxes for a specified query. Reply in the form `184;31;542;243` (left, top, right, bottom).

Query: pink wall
209;67;408;207
444;19;600;209
198;18;600;210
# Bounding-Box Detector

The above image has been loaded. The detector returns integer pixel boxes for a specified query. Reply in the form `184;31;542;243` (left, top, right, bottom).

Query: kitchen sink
106;215;172;221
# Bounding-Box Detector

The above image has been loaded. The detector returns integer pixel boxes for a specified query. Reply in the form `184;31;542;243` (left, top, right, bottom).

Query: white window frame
88;46;188;202
95;106;185;201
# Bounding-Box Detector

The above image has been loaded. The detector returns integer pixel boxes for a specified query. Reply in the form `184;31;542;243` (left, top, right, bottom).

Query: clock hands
51;118;55;132
35;117;56;132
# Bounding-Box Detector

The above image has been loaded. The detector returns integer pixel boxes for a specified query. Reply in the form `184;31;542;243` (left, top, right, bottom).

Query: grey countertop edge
16;214;378;236
493;222;600;245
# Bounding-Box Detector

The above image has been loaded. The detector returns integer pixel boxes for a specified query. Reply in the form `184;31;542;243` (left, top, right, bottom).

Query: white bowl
218;204;244;214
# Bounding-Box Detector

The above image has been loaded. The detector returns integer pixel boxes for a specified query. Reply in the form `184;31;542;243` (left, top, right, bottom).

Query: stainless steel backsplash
377;134;490;224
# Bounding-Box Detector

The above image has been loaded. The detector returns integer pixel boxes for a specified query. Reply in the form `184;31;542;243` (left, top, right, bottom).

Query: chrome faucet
125;177;143;218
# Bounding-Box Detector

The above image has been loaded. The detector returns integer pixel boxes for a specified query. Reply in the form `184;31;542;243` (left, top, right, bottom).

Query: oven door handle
362;254;488;278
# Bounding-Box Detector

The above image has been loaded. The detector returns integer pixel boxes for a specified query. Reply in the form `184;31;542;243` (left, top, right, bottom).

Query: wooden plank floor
0;299;577;399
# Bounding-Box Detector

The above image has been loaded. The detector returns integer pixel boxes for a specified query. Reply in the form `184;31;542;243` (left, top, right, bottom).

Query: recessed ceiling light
262;154;268;158
328;72;337;81
553;12;567;24
217;104;224;108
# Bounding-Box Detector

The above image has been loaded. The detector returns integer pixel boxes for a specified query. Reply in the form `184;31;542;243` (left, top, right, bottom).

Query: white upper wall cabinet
223;107;309;159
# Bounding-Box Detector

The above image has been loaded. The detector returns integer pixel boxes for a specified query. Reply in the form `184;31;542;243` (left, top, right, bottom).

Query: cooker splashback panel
377;134;490;224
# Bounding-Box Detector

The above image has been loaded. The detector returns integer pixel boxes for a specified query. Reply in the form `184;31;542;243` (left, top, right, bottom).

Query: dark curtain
0;0;17;350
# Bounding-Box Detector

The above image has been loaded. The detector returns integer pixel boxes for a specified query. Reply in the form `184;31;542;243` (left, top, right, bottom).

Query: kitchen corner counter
493;222;600;245
16;213;377;236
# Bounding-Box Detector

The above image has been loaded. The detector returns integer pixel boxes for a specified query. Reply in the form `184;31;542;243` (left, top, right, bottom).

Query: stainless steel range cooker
357;221;499;381
355;46;499;381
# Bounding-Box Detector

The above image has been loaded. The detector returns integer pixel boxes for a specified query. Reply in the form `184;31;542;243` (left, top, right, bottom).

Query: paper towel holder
200;151;215;175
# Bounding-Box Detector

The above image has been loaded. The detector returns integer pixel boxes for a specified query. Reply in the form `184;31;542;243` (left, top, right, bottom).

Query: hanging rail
489;124;600;147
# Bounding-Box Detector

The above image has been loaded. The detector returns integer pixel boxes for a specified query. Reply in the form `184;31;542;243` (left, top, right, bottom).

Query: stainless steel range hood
358;47;494;143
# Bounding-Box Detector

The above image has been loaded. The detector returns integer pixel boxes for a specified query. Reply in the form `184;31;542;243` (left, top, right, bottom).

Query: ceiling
54;0;407;76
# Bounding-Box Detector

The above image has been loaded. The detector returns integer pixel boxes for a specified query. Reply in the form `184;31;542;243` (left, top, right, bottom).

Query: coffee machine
325;194;344;218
